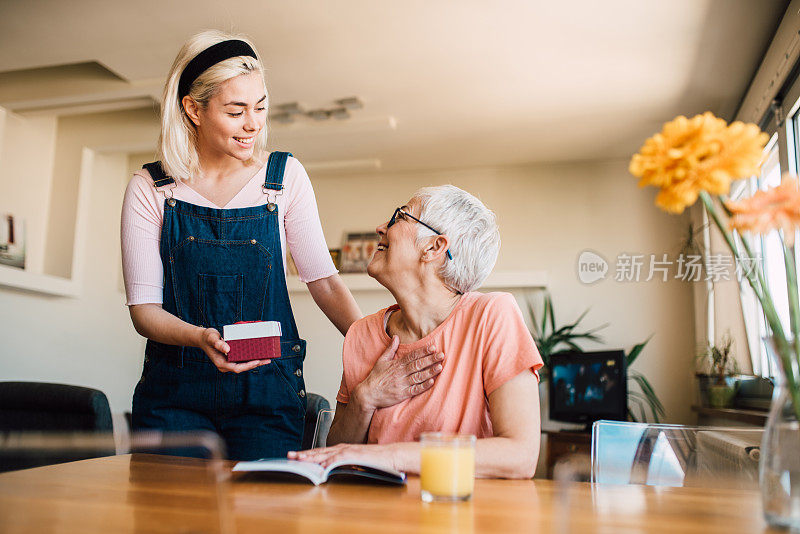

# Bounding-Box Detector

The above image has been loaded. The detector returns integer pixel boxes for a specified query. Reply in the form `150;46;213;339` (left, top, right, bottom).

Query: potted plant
696;333;740;408
528;294;665;422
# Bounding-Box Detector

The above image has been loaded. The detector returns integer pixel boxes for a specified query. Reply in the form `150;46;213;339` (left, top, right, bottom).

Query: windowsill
691;405;768;426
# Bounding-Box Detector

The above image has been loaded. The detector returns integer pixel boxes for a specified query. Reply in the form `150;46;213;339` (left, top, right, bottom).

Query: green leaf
571;308;591;328
631;374;664;413
542;295;551;335
626;336;652;366
627;394;648;422
628;372;665;423
526;298;541;338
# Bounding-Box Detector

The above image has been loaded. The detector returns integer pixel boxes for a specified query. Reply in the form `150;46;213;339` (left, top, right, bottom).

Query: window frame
743;69;800;377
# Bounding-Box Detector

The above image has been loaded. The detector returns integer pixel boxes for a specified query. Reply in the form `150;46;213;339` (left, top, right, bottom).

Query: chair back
591;420;762;488
311;409;335;449
0;381;113;432
0;381;114;471
302;393;330;450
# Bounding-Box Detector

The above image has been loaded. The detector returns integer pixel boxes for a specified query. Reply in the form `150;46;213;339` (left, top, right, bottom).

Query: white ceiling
0;0;788;172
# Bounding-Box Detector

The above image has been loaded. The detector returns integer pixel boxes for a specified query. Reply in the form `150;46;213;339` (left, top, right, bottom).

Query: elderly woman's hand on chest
353;335;445;411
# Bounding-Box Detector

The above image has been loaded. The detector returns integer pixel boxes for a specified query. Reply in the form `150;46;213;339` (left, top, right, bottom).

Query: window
752;136;782;377
741;71;800;377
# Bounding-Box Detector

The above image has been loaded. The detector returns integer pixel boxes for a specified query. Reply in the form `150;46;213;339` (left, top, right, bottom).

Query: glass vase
760;338;800;529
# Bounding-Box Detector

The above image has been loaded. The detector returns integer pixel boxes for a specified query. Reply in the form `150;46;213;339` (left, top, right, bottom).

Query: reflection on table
0;453;776;533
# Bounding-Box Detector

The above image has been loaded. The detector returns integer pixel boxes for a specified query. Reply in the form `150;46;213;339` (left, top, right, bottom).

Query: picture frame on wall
329;249;341;270
285;250;299;277
340;232;379;273
0;214;25;270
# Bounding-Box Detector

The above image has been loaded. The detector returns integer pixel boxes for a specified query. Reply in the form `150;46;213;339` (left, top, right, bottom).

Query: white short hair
411;185;500;293
159;30;268;181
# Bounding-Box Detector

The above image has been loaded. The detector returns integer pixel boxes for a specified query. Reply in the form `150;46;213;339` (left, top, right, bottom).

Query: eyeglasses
388;207;453;260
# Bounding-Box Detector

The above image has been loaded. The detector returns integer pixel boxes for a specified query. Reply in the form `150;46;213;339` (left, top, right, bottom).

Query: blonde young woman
120;31;362;460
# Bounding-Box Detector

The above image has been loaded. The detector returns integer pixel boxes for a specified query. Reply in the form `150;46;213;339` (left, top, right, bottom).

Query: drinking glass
420;433;476;502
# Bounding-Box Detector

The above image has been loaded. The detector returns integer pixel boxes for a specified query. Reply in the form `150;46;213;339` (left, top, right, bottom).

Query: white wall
43;108;158;277
298;161;696;423
0;108;696;429
0;108;153;416
0;149;145;414
0;109;58;273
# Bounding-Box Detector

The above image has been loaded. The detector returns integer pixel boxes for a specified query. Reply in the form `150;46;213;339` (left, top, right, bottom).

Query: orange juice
420;434;476;502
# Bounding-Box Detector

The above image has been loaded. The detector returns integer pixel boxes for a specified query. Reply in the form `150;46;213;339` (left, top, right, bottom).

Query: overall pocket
198;273;243;330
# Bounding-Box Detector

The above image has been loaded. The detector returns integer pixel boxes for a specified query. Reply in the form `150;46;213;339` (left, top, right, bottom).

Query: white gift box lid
223;321;282;341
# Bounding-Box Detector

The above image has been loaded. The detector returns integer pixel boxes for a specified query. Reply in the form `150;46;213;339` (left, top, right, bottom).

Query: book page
232;459;326;485
324;460;405;479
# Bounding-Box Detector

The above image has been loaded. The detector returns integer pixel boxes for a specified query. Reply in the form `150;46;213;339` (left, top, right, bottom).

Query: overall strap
264;151;293;191
142;161;175;188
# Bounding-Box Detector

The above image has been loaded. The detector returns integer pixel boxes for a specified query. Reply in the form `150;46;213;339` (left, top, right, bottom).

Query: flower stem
703;193;785;338
719;198;774;303
782;241;800;344
705;192;800;420
781;241;800;421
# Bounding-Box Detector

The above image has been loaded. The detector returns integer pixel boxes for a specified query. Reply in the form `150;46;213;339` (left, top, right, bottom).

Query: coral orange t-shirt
336;292;543;444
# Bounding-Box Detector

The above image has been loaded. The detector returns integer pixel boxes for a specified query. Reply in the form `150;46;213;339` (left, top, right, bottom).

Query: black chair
302;393;330;450
0;381;115;472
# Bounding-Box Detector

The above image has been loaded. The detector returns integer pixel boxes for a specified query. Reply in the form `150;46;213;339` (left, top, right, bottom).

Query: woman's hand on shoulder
353;336;444;411
196;327;271;373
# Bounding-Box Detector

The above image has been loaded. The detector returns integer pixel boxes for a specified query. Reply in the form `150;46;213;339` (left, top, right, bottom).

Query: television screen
549;350;627;425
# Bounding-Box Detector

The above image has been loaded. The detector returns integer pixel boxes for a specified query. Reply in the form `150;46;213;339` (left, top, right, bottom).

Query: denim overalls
131;152;307;460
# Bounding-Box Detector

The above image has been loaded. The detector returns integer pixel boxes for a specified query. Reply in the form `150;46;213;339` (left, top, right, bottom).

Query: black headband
178;40;257;99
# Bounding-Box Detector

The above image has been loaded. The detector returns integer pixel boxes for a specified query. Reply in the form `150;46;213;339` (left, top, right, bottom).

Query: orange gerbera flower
726;176;800;246
630;112;769;214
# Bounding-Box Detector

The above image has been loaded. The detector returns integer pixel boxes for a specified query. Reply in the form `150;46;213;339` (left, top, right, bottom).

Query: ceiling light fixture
307;109;331;121
269;111;294;124
335;97;363;110
273;102;305;115
329;107;350;120
269;96;364;124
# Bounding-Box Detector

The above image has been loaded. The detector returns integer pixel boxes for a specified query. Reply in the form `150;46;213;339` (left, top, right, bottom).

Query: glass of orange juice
420;433;476;502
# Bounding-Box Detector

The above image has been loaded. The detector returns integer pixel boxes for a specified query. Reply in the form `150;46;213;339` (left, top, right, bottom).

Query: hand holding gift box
223;321;282;363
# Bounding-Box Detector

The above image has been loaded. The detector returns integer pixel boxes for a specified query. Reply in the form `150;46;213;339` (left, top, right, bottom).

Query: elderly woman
289;185;543;478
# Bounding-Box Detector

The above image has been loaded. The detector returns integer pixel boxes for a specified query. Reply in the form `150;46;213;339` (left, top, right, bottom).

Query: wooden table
542;430;592;478
0;454;777;533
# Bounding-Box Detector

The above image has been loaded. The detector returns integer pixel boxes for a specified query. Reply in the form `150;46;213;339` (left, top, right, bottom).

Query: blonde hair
159;30;269;180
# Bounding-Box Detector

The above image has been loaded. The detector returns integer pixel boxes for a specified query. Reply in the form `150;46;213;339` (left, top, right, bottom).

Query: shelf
0;264;79;297
287;270;547;294
0;265;544;298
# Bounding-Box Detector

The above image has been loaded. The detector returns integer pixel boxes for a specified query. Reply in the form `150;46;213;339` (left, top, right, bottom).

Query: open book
232;458;406;486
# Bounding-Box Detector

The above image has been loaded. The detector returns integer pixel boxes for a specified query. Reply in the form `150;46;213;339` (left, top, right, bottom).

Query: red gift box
223;321;282;362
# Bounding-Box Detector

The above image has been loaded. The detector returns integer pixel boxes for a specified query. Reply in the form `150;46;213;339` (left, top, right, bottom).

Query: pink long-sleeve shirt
121;156;337;306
